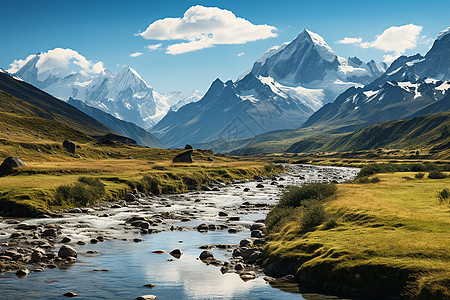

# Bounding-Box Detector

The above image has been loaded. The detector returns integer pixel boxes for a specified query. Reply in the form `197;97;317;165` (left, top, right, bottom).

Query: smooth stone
16;269;29;278
143;284;155;289
199;250;214;260
62;292;79;297
58;245;77;258
136;296;157;300
169;249;183;258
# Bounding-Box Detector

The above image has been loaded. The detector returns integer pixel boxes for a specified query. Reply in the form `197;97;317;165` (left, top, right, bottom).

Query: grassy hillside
264;172;450;298
287;111;450;157
0;72;115;136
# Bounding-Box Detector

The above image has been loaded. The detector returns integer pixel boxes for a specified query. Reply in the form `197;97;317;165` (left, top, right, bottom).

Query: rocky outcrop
172;150;193;163
0;157;27;176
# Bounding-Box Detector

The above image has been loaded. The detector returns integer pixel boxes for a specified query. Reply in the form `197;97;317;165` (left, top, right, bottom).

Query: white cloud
8;48;105;76
130;51;143;57
336;37;362;44
146;43;162;51
138;5;277;54
237;52;244;56
7;54;37;73
338;24;423;63
359;24;422;54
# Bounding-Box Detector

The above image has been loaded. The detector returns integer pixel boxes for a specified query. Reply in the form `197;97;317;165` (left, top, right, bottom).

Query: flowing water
0;164;359;299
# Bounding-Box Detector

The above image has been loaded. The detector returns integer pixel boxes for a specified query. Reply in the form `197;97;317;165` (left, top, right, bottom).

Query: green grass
0;143;283;216
264;172;450;298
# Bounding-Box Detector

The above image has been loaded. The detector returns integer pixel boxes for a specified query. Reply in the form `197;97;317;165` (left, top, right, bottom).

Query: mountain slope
286;111;450;153
67;98;164;148
0;72;115;137
151;74;315;148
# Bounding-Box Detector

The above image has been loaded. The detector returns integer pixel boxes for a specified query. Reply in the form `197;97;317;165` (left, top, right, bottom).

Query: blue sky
1;0;449;93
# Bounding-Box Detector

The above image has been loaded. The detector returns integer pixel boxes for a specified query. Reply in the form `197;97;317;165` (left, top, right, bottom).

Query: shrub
437;188;449;204
278;183;336;208
355;176;380;184
323;217;339;230
415;173;425;179
301;200;327;230
54;177;105;207
428;171;447;179
265;206;297;230
140;175;161;195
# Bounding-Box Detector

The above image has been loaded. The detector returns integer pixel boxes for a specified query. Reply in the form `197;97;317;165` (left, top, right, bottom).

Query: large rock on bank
172;150;193;163
0;157;27;176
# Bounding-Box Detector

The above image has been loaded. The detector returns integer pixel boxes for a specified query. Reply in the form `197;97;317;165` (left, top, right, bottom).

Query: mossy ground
0;141;283;216
264;172;450;299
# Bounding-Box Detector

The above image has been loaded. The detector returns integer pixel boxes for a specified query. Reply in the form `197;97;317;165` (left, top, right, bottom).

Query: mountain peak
295;29;337;63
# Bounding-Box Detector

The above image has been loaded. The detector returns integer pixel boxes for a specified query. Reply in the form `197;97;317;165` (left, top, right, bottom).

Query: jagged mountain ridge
152;29;385;148
13;53;202;129
304;29;450;129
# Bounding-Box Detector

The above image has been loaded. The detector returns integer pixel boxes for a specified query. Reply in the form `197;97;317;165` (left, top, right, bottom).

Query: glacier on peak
10;51;202;129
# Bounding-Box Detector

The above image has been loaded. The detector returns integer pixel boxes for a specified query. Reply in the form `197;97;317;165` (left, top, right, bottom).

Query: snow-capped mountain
303;28;450;129
12;52;202;129
248;29;386;107
151;29;384;148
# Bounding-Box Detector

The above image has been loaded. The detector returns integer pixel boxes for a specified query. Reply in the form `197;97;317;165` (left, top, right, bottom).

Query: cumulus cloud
336;37;362;44
237;52;245;56
8;48;104;76
146;43;162;51
337;24;423;63
359;24;422;54
138;5;277;54
130;52;143;57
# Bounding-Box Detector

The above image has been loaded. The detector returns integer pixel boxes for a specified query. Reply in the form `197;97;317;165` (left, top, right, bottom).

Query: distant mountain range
152;29;386;148
0;70;163;148
224;27;450;154
4;27;449;154
12;56;202;129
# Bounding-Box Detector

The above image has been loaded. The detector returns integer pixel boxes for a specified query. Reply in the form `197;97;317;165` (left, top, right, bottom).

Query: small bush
323;216;339;230
437;188;449;204
278;183;336;208
428;171;447;179
415;173;425;179
265;206;297;230
301;200;327;230
355;176;380;184
54;177;105;207
140;175;161;195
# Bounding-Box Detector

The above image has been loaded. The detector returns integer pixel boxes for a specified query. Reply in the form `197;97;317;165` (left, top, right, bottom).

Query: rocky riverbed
0;164;359;299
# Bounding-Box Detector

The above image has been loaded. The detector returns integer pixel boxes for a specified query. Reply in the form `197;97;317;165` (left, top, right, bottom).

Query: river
0;164;359;299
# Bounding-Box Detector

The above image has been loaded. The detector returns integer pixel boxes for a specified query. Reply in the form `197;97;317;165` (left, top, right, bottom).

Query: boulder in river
0;157;27;176
63;140;76;154
58;245;77;258
172;150;193;163
169;249;183;259
199;250;214;260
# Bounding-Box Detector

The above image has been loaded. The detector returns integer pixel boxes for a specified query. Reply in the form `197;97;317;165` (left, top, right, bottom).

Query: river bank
0;164;359;299
262;169;450;299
